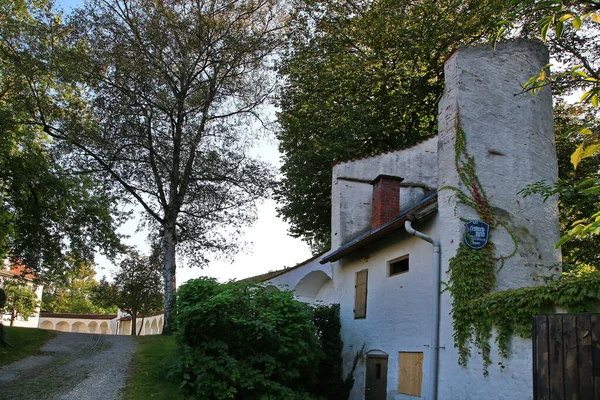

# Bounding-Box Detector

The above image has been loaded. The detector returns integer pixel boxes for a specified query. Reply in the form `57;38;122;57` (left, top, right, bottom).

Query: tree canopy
103;251;163;335
277;0;600;257
0;0;124;278
1;280;38;326
41;258;117;314
276;0;509;252
2;0;283;333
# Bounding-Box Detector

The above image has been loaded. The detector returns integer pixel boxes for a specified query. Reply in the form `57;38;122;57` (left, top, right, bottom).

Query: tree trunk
162;226;177;335
131;310;137;336
10;309;15;327
138;316;145;336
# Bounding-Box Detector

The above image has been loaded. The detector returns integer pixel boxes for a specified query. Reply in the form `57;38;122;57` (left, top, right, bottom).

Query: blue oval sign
464;220;489;249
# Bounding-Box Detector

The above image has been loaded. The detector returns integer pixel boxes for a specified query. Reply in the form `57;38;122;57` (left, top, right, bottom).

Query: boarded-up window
354;269;368;319
398;352;423;397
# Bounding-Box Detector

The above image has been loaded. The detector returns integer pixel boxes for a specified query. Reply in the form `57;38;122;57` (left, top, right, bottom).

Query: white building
260;41;560;400
0;265;44;328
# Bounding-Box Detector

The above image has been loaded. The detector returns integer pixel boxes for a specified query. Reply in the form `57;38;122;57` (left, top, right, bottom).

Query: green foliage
0;0;124;278
171;278;322;400
444;123;517;372
464;266;600;359
0;288;6;347
41;258;117;314
276;0;510;251
448;243;498;369
310;304;350;400
1;280;39;326
93;251;163;335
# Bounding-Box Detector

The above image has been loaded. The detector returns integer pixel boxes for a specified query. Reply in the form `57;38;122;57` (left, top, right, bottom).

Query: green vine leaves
442;117;520;373
443;116;600;375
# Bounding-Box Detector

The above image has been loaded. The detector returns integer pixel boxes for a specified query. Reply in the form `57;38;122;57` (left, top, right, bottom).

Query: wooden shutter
354;269;368;319
398;352;423;397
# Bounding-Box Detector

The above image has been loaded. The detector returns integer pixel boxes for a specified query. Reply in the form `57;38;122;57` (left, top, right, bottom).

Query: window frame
388;255;409;277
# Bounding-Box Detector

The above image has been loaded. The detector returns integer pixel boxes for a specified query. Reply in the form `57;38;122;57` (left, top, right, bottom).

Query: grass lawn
123;335;184;400
0;326;56;367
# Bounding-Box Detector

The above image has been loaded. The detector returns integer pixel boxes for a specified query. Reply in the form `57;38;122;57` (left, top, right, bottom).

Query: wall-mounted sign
464;220;489;249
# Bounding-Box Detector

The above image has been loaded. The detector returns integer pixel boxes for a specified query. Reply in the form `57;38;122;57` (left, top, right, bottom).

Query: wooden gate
532;314;600;399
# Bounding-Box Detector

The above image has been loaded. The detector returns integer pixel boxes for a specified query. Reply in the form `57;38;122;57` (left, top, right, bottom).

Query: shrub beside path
0;332;136;400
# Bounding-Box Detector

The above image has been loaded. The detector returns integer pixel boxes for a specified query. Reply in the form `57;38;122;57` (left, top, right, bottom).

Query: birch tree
3;0;281;333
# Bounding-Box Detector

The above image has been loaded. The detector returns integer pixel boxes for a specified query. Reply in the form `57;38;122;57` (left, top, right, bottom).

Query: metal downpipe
405;219;441;400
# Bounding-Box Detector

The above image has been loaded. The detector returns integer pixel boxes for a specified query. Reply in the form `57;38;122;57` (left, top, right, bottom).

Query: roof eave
320;193;438;264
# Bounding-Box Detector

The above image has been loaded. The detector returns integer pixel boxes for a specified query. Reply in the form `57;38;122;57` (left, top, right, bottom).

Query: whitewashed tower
436;40;561;399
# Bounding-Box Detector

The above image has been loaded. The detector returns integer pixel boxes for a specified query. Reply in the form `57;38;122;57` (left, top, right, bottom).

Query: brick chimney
370;174;404;229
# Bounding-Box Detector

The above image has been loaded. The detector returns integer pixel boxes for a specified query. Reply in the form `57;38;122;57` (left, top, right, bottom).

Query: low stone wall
38;312;164;335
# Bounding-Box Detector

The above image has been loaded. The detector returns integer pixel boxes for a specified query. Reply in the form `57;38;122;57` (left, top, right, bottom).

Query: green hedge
171;278;323;400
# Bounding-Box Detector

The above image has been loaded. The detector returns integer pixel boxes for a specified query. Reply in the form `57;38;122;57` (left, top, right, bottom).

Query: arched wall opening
40;321;53;330
56;321;70;332
293;270;333;304
100;321;110;334
71;321;86;333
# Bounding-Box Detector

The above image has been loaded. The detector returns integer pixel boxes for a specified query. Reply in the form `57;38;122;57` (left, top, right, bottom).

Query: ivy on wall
444;119;505;371
444;117;600;374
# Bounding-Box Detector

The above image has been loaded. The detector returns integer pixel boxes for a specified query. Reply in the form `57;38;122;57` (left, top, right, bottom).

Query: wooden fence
532;314;600;400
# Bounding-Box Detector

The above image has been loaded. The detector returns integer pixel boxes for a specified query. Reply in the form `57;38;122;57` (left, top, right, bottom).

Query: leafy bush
171;278;322;400
310;304;351;400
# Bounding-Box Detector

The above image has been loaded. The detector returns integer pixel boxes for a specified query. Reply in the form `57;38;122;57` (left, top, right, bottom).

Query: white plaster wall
315;279;336;304
265;257;333;302
331;138;439;248
436;40;560;400
335;218;439;400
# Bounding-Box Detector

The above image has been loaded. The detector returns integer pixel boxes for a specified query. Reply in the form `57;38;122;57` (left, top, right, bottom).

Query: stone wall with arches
37;312;164;336
261;255;335;305
38;313;117;335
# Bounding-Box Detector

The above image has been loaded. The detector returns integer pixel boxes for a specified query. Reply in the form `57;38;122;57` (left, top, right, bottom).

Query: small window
388;256;409;277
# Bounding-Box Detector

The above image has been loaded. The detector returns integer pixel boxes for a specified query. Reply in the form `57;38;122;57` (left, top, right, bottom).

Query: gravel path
0;332;136;400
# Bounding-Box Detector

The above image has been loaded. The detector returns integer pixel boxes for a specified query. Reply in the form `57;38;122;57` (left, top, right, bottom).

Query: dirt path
0;332;136;400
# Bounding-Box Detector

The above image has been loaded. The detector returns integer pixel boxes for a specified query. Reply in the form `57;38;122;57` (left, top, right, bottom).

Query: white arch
100;321;110;334
88;321;98;333
144;320;151;335
293;270;333;303
151;319;158;335
71;321;86;333
157;318;163;334
40;321;53;330
56;321;70;332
